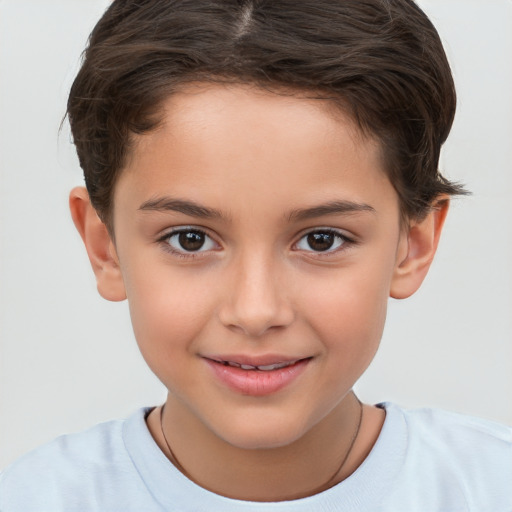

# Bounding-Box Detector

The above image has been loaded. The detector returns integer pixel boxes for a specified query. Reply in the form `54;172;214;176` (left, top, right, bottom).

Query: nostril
217;268;295;336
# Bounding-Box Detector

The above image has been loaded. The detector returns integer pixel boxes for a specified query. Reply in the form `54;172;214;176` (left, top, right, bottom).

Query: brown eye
307;232;335;251
166;229;216;253
296;230;347;253
178;231;205;251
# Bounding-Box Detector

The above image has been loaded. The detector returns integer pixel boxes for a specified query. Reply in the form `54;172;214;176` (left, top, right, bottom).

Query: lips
211;358;301;371
203;356;311;396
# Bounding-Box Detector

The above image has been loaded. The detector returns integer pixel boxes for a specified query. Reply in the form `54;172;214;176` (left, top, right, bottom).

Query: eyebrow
138;197;225;220
138;196;375;222
288;200;375;222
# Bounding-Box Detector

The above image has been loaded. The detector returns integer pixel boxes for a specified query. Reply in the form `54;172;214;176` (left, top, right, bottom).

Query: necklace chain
159;394;363;491
317;395;363;489
159;404;190;478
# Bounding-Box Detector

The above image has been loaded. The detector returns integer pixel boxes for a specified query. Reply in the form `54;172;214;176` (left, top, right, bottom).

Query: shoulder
382;403;512;510
0;409;154;512
397;403;512;457
1;414;127;478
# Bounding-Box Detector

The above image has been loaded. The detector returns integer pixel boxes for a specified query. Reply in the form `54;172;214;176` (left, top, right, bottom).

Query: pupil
179;231;205;251
307;232;334;251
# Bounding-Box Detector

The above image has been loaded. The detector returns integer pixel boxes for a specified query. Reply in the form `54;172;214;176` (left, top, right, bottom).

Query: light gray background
1;0;511;469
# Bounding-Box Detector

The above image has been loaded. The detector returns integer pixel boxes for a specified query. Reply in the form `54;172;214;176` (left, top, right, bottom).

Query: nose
218;252;295;338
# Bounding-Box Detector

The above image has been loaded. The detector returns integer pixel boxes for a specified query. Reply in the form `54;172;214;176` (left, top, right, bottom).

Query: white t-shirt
1;403;511;511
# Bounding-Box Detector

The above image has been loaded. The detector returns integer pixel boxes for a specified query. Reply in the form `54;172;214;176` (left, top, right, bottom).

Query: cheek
123;268;215;365
301;264;392;360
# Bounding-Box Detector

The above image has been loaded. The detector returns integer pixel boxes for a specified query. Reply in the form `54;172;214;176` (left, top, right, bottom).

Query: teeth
217;359;301;371
257;362;293;371
223;361;298;371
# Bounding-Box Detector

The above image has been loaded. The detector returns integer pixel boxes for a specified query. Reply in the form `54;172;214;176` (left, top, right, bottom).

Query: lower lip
205;359;311;397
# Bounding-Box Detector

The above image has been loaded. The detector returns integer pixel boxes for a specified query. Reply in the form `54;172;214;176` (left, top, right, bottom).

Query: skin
70;84;448;501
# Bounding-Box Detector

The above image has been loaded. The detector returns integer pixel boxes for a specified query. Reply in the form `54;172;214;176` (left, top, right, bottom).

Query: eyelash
157;227;355;259
294;228;355;256
157;227;218;259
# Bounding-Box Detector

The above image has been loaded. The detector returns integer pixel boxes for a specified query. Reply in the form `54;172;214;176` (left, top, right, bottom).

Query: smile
203;356;312;396
212;359;302;371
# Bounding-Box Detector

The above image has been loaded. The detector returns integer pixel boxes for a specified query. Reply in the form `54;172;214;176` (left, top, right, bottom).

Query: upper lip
203;354;311;369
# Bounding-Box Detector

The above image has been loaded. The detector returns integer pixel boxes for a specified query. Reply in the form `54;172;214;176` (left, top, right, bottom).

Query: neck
147;391;383;502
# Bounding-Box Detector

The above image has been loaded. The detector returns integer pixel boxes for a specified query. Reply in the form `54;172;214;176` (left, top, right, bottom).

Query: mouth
203;356;312;396
208;358;307;372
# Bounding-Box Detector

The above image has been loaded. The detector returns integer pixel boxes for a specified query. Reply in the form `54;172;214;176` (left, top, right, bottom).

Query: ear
69;186;127;302
390;197;450;299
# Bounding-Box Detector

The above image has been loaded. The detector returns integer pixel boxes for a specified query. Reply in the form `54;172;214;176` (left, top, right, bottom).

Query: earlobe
390;197;450;299
69;186;127;302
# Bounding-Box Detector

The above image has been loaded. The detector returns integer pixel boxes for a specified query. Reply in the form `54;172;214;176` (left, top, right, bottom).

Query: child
1;0;511;510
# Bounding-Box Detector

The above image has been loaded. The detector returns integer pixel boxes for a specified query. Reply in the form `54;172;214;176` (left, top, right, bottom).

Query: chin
212;412;311;451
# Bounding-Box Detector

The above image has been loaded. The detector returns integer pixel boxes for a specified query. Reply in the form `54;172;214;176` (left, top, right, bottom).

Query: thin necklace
159;404;190;478
159;395;363;491
317;396;363;490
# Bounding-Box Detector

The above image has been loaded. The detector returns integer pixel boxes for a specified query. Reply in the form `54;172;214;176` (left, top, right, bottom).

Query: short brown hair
67;0;466;228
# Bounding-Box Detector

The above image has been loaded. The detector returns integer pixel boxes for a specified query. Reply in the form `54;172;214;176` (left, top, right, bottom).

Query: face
111;84;406;449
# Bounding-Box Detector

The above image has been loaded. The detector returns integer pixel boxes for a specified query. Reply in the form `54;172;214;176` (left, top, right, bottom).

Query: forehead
115;83;397;222
140;83;370;160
